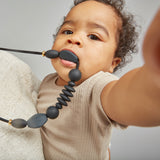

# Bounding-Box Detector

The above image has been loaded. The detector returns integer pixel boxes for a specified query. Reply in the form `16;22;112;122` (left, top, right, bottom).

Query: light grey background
0;0;160;159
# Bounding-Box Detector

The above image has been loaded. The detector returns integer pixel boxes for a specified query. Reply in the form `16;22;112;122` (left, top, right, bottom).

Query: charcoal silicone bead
56;103;62;109
27;113;48;128
45;50;59;59
68;81;76;87
62;89;73;97
46;106;59;119
57;98;68;106
11;119;27;128
60;93;71;102
59;50;79;63
64;85;75;92
69;69;81;82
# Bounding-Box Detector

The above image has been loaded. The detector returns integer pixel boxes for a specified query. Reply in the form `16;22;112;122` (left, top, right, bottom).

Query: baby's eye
88;34;100;40
62;30;73;35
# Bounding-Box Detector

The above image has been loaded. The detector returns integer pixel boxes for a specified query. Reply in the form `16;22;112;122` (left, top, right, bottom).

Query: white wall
0;0;160;159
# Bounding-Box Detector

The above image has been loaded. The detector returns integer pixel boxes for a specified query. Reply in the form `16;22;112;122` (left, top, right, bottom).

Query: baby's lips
59;50;79;64
60;59;76;68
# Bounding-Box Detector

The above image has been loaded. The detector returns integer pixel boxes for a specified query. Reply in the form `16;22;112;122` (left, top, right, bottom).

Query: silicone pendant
27;114;48;128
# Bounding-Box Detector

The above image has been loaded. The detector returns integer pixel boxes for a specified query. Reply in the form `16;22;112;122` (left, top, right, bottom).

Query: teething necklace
0;48;81;129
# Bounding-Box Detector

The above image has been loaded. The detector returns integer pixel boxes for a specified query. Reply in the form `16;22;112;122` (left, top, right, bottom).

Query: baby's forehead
62;1;120;36
65;1;121;29
68;1;116;17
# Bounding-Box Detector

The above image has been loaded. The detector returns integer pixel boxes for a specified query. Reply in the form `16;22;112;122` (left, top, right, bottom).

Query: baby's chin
56;75;69;86
56;70;84;86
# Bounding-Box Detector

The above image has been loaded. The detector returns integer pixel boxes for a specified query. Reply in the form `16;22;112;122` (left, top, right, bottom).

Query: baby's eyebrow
87;22;109;37
61;20;74;26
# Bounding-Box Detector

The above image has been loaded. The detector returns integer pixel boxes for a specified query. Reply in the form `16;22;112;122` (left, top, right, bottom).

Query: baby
36;0;160;160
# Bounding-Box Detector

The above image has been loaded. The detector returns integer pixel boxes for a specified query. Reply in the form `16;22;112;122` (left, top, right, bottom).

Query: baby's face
52;1;121;85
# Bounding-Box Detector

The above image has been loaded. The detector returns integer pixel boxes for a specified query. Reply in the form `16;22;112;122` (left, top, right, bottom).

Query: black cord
0;47;42;55
0;117;9;123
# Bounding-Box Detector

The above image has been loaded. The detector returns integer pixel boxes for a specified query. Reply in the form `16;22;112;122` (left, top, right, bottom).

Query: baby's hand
143;9;160;82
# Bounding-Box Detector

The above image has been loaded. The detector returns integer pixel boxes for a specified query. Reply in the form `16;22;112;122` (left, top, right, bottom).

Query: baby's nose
67;36;83;47
68;39;81;46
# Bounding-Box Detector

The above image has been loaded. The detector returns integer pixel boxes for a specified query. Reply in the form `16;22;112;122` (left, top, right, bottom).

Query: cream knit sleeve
0;51;44;160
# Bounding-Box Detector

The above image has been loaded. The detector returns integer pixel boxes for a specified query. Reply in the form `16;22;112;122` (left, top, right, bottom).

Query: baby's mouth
60;59;76;68
59;50;79;68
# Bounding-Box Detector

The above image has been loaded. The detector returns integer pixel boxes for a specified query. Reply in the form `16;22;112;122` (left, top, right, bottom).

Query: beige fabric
0;51;44;160
37;71;119;160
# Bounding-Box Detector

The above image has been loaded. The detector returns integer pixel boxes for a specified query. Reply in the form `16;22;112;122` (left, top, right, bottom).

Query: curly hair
54;0;139;72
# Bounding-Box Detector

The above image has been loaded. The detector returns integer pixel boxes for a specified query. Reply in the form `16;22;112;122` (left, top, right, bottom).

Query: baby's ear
108;57;121;73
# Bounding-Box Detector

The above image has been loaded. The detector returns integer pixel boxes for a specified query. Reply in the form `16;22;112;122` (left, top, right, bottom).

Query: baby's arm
101;9;160;127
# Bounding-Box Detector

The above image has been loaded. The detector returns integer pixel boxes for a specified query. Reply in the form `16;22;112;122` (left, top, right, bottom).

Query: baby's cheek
51;59;59;69
51;59;71;82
